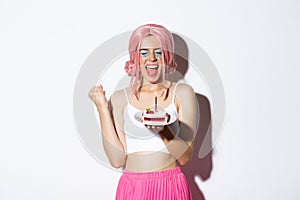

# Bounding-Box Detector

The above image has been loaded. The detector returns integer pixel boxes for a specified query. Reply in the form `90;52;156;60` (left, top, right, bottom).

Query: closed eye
154;49;162;55
140;50;149;57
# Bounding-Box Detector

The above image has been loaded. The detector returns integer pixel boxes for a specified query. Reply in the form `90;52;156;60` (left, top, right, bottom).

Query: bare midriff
125;151;177;172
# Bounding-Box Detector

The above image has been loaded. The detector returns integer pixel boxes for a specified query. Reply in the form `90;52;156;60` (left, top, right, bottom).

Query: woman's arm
159;83;198;165
89;86;127;168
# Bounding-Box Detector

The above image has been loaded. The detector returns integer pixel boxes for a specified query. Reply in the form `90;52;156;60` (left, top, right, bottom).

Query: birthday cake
142;108;170;126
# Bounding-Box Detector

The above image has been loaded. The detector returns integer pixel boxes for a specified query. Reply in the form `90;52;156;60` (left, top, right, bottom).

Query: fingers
90;85;104;93
89;85;105;97
88;85;107;106
145;125;164;133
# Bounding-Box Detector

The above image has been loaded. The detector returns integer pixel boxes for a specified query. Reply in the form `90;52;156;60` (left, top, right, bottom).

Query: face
139;35;163;84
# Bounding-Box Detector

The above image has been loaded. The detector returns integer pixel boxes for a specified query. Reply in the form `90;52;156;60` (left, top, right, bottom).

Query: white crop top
123;82;180;154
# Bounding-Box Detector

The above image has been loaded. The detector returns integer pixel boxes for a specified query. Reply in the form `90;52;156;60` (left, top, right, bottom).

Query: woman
89;24;198;199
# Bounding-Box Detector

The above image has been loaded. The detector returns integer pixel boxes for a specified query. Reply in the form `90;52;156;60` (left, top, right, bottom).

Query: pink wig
124;24;177;94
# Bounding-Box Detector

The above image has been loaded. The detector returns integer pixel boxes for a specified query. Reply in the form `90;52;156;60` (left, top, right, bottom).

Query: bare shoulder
111;89;126;100
174;82;195;97
110;88;128;108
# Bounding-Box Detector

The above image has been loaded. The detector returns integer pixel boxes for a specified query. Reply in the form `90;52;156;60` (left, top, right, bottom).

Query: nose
148;52;157;61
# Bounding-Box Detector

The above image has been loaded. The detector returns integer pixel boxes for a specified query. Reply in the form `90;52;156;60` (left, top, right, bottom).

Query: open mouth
145;65;158;76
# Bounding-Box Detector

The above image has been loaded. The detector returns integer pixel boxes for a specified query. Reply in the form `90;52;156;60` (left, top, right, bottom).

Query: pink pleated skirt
115;167;192;200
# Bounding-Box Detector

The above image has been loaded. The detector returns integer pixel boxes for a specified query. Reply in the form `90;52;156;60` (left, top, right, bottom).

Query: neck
140;84;161;92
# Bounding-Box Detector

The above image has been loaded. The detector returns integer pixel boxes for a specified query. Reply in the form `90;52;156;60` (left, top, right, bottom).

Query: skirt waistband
122;167;182;179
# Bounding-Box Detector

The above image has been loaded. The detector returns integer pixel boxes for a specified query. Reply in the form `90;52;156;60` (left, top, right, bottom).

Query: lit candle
154;91;157;112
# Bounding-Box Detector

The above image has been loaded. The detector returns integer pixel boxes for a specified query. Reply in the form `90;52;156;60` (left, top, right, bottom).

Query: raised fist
88;85;108;109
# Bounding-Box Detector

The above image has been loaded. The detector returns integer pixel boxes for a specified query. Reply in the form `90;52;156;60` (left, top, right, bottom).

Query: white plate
134;111;178;126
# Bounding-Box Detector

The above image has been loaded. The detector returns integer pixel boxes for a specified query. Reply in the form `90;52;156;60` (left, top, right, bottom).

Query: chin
146;76;163;84
141;74;163;84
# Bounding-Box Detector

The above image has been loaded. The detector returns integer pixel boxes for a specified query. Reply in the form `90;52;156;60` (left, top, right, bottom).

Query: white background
1;0;300;199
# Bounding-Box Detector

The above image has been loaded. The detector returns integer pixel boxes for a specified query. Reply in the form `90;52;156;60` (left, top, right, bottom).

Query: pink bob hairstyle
124;24;177;94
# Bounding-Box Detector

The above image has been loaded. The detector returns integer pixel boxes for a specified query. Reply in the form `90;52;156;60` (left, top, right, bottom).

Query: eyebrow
139;48;162;51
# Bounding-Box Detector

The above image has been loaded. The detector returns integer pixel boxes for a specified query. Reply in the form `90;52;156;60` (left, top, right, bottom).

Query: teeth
146;65;158;69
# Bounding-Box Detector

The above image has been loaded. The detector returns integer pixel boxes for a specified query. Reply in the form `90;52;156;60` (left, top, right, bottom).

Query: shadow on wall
181;93;212;200
169;34;213;200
